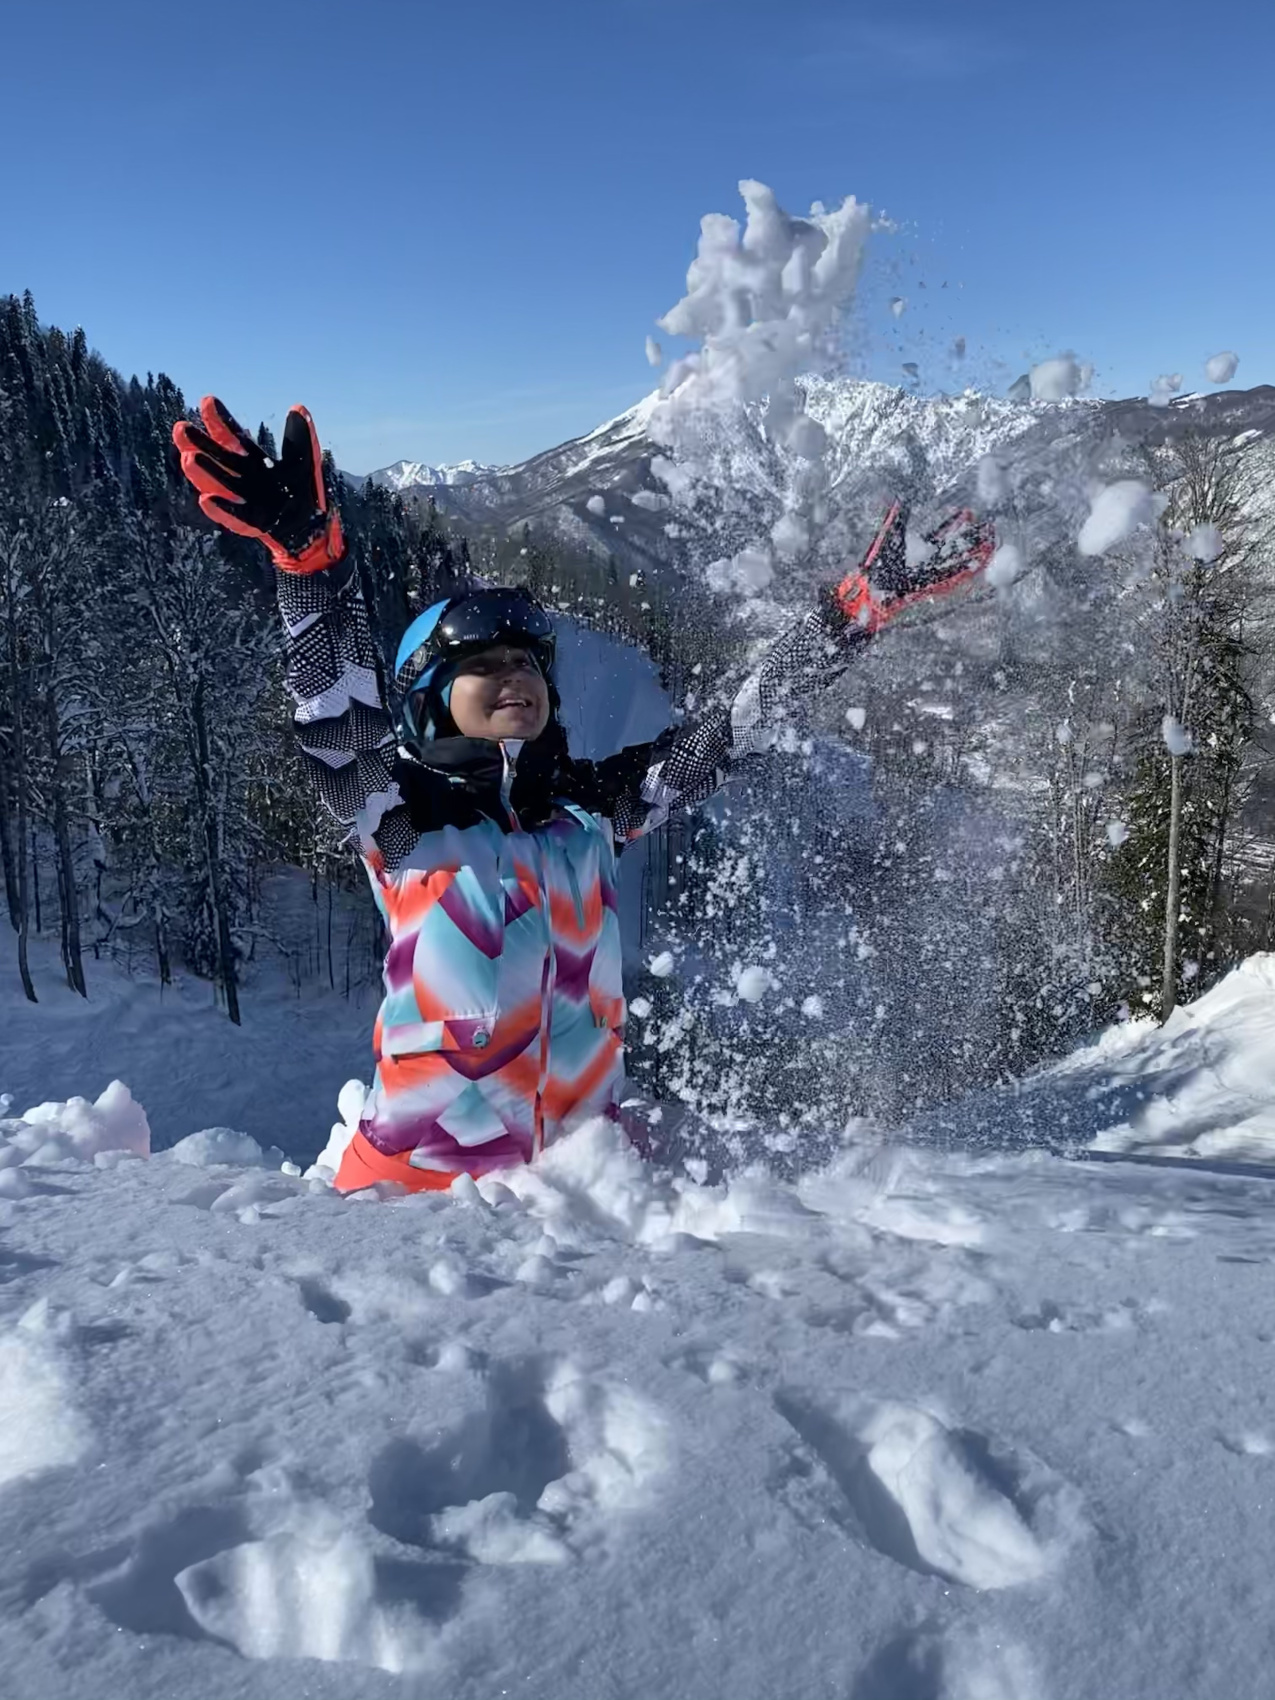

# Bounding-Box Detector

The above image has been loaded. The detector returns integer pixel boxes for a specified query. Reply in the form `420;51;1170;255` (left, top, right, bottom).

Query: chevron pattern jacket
276;558;868;1180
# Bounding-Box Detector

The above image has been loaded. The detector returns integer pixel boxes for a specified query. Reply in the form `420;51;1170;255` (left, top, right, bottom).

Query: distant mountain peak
369;457;500;492
367;378;1275;596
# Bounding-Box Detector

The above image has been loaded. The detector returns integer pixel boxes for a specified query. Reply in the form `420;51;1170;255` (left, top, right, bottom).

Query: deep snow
1;956;1274;1698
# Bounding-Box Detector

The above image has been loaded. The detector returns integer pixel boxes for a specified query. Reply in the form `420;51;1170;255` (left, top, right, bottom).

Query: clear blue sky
2;0;1272;473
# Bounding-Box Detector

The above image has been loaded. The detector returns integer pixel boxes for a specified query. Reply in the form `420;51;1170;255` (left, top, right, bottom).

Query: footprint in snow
851;1623;1039;1700
83;1503;253;1639
1013;1297;1151;1334
296;1277;352;1326
367;1355;668;1565
773;1391;1083;1590
1218;1430;1272;1457
80;1468;462;1673
666;1344;747;1386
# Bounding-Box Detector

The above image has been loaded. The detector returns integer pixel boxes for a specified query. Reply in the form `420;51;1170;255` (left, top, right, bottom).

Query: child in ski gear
173;398;992;1193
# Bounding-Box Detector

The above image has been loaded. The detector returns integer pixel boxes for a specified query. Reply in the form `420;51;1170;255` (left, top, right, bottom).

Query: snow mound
0;1304;89;1486
307;1079;367;1181
177;1508;435;1673
772;1376;1086;1593
5;967;1275;1696
1050;956;1275;1162
0;1080;149;1168
167;1127;276;1168
484;1114;825;1249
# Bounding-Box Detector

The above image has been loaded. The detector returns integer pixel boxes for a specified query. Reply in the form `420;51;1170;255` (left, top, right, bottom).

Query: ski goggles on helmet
394;587;556;750
394;587;556;692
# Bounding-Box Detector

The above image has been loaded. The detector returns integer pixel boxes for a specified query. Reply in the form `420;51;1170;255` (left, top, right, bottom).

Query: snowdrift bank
1;984;1275;1696
1017;955;1275;1165
904;954;1275;1171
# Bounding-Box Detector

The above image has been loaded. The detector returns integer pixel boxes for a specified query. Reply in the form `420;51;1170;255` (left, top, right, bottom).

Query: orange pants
334;1130;461;1194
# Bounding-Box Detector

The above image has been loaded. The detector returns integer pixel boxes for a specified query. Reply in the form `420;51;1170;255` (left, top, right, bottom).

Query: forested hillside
0;291;472;1022
0;294;727;1033
3;290;1274;1141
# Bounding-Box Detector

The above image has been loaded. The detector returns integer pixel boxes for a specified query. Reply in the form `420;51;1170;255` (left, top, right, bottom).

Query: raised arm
173;397;405;860
587;501;994;845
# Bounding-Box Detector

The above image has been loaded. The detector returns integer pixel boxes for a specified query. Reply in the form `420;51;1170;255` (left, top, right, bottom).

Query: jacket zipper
498;739;524;832
500;738;552;1153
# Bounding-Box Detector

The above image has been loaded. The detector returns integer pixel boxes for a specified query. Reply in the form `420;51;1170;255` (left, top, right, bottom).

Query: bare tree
1122;433;1263;1019
0;525;36;1001
131;525;274;1025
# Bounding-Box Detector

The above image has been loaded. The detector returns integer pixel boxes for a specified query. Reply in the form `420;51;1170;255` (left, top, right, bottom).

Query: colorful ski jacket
276;559;867;1182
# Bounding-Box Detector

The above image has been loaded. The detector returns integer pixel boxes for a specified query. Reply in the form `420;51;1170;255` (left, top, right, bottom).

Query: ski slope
1;960;1274;1698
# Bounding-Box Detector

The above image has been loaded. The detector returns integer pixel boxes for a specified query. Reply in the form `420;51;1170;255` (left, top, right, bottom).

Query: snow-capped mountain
369;379;1275;587
369;457;499;492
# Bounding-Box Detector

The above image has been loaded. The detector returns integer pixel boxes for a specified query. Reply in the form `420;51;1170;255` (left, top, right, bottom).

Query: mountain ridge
361;380;1275;588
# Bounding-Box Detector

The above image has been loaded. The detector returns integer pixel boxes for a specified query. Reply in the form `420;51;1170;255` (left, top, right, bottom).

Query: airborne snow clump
1148;373;1182;408
977;455;1008;504
652;178;870;444
1162;715;1193;757
1077;481;1168;557
986;542;1025;588
1205;351;1239;384
1029;355;1090;401
648;179;870;591
735;965;772;1003
706;548;775;595
1186;522;1224;562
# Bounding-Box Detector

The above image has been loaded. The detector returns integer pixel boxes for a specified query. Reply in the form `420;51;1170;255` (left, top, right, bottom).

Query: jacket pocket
380;1016;500;1058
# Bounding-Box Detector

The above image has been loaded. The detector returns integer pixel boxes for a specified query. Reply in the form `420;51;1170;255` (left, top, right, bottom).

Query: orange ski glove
831;500;994;633
172;396;345;575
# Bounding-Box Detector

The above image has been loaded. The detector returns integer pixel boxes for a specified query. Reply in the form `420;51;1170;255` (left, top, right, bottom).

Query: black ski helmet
393;586;557;750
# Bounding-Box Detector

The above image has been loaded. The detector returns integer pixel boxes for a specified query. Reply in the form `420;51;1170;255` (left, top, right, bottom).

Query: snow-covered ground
0;919;377;1165
2;957;1274;1698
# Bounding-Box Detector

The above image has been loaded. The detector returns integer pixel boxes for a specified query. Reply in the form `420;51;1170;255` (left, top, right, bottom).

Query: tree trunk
1161;753;1184;1020
0;750;18;931
189;681;241;1025
1204;764;1235;968
326;873;335;992
4;561;37;1003
30;828;41;934
45;695;86;997
153;876;172;988
86;750;106;961
15;804;35;1003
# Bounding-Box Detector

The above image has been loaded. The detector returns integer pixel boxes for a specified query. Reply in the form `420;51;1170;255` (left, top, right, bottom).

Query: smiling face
442;644;551;741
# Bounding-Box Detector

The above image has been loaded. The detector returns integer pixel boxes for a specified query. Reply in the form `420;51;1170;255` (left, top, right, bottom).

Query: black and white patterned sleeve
595;596;870;846
275;558;416;870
